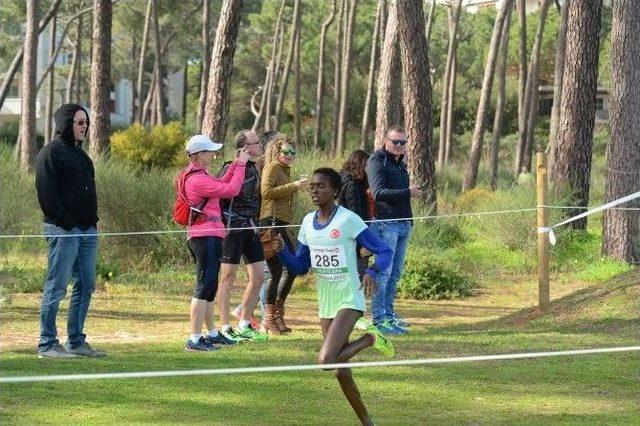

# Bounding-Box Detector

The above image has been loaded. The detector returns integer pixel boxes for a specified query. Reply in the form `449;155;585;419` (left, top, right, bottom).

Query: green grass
1;270;638;425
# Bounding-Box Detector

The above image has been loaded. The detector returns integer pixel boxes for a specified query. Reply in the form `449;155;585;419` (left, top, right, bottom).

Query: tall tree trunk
514;0;527;174
549;1;602;230
136;0;152;123
438;0;462;169
424;0;437;44
603;0;640;263
547;0;569;173
274;0;301;130
359;0;383;150
520;0;551;174
444;48;457;166
66;16;82;104
182;62;188;124
19;0;40;172
45;16;57;144
142;68;156;125
151;0;167;125
293;15;301;143
374;1;401;149
130;34;137;123
489;4;513;190
336;0;358;155
313;0;337;149
266;3;287;131
330;0;346;153
462;0;514;191
197;0;211;132
89;0;113;157
201;0;243;144
397;0;436;211
76;15;84;103
0;0;63;111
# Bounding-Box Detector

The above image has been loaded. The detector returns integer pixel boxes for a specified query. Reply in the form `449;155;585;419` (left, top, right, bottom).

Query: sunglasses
74;120;90;127
389;139;407;146
281;148;297;156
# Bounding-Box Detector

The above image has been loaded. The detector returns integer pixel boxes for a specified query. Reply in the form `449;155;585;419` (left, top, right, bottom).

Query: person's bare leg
204;301;216;331
318;310;373;425
240;261;265;322
217;263;239;327
190;298;207;335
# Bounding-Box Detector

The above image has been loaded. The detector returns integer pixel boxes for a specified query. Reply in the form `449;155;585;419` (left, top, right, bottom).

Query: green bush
110;122;189;169
398;249;475;300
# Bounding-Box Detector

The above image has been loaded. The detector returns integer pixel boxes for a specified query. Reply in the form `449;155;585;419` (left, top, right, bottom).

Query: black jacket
219;159;260;223
339;171;370;222
366;148;412;220
35;104;98;231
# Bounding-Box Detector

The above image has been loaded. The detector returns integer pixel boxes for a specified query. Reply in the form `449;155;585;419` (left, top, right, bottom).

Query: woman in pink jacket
181;135;251;351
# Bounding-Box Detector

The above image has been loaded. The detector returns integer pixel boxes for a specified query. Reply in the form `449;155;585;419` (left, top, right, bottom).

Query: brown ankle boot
261;304;283;334
275;299;292;333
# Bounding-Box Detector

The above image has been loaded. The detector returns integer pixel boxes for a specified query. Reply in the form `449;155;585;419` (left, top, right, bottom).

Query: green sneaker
366;325;395;357
355;317;372;330
221;327;250;342
237;324;268;342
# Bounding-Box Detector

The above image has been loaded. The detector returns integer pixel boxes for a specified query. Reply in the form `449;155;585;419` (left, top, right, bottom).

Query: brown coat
260;162;298;223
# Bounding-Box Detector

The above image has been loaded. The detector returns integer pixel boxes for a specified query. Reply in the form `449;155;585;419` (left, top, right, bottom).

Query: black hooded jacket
338;171;370;222
35;104;98;231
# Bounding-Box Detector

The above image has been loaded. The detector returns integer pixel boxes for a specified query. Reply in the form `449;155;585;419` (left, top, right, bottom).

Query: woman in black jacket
339;150;372;281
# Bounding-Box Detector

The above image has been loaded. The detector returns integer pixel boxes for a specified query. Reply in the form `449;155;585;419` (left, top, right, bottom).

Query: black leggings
188;236;222;302
262;218;296;305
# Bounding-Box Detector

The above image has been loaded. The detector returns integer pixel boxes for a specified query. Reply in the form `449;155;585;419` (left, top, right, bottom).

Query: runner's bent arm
355;227;392;279
277;242;311;276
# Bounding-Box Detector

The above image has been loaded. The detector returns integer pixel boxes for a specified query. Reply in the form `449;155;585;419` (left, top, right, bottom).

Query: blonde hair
264;134;296;165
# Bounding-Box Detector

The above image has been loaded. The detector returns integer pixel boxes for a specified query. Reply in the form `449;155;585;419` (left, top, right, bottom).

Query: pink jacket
184;161;246;239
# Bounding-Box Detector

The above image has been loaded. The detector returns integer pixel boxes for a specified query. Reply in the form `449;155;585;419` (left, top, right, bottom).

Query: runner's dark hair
313;167;342;198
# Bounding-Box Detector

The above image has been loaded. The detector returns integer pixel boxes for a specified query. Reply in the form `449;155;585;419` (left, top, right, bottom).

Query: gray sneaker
38;343;78;359
65;341;106;358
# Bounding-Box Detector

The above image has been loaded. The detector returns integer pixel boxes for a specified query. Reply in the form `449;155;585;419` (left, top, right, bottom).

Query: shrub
110;122;188;169
398;249;475;300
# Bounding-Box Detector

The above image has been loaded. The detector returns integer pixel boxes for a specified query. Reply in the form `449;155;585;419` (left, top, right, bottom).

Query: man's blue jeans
39;224;98;351
370;220;411;324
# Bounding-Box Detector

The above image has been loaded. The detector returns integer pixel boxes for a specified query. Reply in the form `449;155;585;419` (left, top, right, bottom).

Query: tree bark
197;0;211;131
89;0;113;157
313;0;337;149
443;52;456;165
0;0;63;111
438;0;462;169
330;0;346;154
603;0;640;263
549;0;602;230
397;0;436;211
462;0;514;191
182;61;188;124
359;0;383;150
274;0;301;130
136;0;152;123
293;13;302;143
45;16;57;144
142;68;156;125
66;16;82;104
374;1;401;149
19;0;40;172
151;0;167;125
336;0;359;155
520;0;551;174
201;0;243;144
547;0;569;173
489;4;513;190
514;0;527;174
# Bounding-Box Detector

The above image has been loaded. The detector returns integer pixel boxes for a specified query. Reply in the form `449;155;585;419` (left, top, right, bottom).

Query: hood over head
54;103;89;144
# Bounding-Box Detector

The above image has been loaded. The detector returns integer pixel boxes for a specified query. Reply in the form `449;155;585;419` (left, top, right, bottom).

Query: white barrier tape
541;205;640;211
1;346;638;384
0;208;537;240
550;190;640;231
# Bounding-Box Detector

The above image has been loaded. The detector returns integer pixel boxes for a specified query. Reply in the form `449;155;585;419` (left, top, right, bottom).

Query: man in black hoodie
35;103;105;359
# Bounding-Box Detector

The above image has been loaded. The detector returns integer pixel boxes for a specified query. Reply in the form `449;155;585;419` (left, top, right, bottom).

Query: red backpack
172;169;209;226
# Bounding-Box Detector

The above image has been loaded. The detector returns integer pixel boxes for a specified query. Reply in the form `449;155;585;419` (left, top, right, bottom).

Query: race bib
309;245;348;283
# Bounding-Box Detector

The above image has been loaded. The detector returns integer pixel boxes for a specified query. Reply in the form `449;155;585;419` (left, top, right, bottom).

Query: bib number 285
314;254;339;267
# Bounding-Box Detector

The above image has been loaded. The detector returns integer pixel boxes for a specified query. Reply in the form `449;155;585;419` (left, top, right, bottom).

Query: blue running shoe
392;316;410;328
382;319;408;335
204;332;237;346
375;321;402;335
185;337;217;352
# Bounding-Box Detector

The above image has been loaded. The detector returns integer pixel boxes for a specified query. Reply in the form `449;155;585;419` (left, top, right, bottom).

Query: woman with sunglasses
273;167;394;426
259;134;308;334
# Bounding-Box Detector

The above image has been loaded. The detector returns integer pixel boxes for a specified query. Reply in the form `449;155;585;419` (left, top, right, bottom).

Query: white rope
1;346;638;384
0;208;537;240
